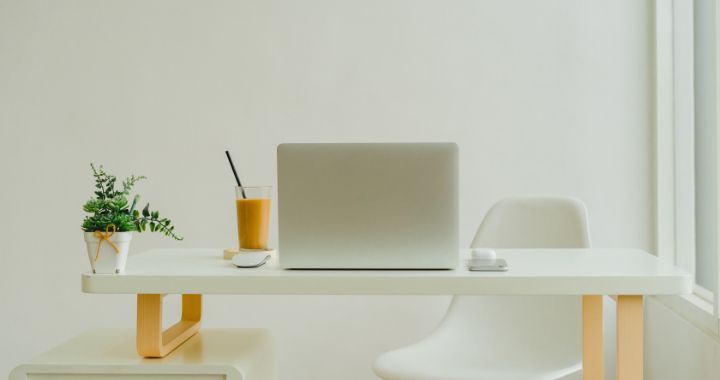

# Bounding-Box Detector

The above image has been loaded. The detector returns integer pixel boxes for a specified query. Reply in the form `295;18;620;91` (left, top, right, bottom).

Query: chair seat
373;339;581;380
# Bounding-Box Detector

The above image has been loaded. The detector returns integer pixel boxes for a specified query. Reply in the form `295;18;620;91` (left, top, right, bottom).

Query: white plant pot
84;231;132;274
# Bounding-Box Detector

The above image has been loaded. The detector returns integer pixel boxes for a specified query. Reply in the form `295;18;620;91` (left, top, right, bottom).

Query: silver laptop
277;143;458;269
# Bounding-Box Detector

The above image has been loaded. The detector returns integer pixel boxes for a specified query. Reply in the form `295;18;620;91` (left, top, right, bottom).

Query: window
694;0;717;296
655;0;720;333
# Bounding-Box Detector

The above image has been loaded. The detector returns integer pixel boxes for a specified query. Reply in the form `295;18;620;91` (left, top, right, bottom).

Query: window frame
654;0;720;336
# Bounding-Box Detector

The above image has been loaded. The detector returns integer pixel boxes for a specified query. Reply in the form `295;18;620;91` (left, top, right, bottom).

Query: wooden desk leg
582;295;604;380
617;295;643;380
136;294;202;358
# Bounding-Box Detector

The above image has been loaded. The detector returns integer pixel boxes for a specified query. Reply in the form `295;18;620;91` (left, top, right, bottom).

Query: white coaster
223;248;275;260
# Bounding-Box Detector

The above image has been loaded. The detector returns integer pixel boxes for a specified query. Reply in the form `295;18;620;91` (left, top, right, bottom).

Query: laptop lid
277;143;458;269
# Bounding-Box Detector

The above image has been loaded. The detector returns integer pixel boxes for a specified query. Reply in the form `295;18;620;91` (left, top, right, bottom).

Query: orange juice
236;198;271;249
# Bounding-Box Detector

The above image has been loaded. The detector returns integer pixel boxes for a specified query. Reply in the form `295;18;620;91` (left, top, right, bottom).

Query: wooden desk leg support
136;294;202;358
582;295;604;380
583;295;644;380
617;295;643;380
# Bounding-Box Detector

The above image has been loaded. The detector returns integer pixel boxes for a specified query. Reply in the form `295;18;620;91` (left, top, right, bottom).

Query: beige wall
0;1;653;379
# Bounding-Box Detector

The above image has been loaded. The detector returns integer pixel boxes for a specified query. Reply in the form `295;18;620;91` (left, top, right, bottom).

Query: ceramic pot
84;231;132;274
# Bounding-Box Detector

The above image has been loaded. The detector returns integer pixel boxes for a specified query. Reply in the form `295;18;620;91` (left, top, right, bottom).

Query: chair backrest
434;197;591;368
471;196;590;249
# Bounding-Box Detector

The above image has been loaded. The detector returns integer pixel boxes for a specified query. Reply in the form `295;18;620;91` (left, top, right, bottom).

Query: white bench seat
10;328;274;380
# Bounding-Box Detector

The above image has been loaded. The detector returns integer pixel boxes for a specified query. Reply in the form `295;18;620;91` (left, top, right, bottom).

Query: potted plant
82;164;182;274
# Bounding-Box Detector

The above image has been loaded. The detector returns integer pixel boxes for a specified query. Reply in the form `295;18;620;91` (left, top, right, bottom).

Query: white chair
373;197;591;380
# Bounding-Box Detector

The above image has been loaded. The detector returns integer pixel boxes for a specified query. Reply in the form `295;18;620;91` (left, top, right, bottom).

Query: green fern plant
81;164;183;240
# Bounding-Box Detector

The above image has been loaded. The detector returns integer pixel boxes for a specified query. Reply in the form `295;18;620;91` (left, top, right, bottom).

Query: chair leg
136;294;202;358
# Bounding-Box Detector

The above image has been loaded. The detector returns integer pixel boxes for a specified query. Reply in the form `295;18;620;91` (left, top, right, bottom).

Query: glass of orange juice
235;186;271;250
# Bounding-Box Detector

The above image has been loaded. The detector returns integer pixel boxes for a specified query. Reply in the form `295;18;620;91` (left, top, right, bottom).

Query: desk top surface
81;248;692;295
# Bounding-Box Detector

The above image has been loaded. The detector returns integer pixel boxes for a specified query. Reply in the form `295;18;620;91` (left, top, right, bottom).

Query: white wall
0;1;653;379
646;298;720;379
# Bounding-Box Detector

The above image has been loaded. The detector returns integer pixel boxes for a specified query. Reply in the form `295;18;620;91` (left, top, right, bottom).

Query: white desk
82;248;692;380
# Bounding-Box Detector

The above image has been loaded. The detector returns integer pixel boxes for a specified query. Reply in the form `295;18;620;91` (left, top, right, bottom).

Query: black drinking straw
225;150;247;199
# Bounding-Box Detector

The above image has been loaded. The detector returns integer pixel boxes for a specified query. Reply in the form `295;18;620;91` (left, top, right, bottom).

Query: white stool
10;328;275;380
